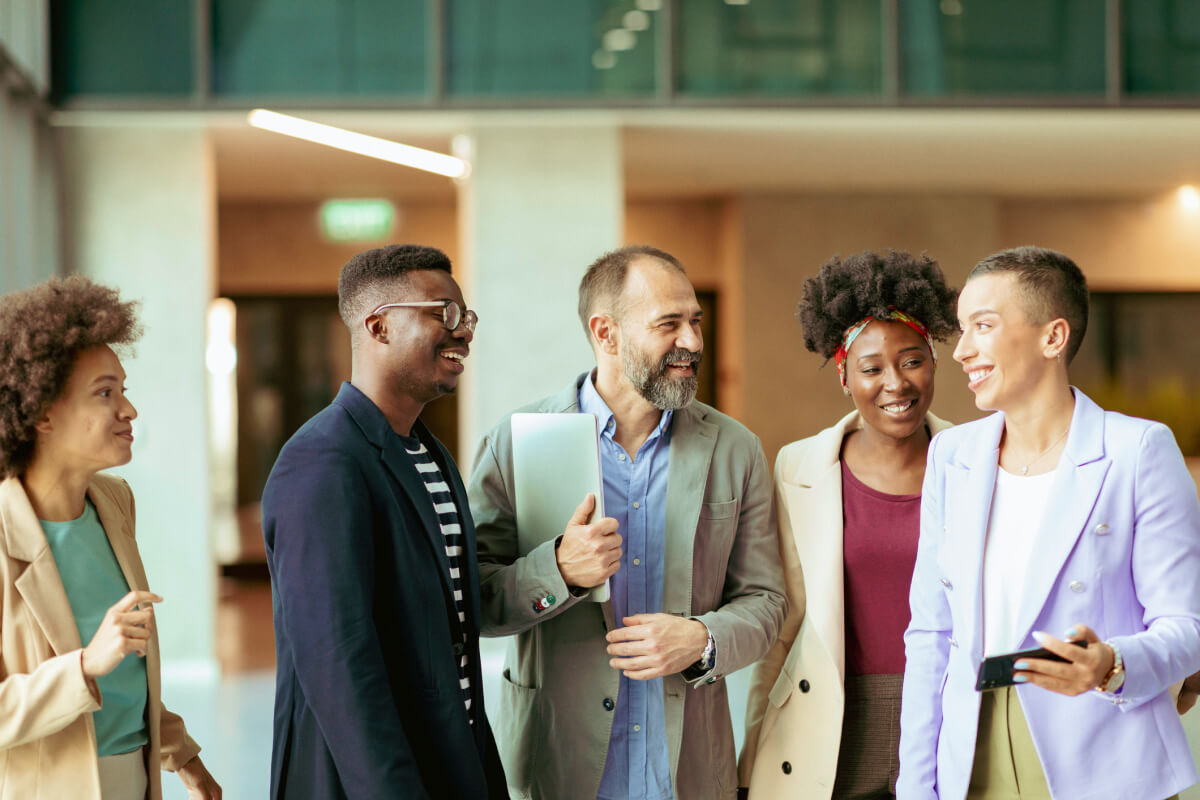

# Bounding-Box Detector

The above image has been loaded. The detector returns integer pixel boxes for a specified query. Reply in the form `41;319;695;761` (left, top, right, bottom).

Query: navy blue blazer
262;382;506;799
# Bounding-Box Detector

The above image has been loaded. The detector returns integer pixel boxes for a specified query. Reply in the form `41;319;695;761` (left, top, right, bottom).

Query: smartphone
974;640;1087;691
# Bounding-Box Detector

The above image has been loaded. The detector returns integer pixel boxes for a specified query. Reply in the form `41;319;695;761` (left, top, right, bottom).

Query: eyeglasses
368;299;478;334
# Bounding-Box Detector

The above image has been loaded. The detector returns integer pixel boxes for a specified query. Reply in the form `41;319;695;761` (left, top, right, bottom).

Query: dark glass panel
1124;0;1200;95
678;0;882;97
211;0;428;97
901;0;1106;96
448;0;656;97
51;0;193;97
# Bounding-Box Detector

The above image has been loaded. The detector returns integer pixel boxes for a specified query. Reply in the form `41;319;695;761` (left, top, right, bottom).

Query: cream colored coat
0;473;199;800
738;410;951;798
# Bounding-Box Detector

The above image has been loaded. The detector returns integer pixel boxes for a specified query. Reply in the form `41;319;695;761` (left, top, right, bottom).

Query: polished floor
163;577;1200;799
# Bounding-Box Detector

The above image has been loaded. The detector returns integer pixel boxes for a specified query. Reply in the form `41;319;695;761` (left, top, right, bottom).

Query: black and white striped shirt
403;437;473;725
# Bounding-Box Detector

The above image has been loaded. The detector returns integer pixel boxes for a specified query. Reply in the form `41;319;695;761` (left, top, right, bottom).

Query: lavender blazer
898;390;1200;800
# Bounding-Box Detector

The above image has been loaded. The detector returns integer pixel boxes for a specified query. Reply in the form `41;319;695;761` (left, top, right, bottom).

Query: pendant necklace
1017;425;1071;475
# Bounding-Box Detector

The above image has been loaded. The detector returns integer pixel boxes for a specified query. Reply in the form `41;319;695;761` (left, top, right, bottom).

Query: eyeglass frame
367;299;478;334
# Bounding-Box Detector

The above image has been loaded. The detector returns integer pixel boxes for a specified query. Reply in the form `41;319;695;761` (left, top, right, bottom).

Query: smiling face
372;268;474;407
953;272;1063;413
615;259;704;410
843;320;935;440
37;345;138;473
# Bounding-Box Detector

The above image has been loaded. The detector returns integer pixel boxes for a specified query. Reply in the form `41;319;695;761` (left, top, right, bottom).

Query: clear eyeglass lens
442;301;462;331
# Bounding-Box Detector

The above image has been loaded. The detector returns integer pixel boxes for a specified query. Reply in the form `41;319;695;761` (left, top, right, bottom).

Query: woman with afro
739;251;959;800
0;276;220;799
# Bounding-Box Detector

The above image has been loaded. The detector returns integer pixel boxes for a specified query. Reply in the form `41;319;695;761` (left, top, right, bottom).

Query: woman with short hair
0;276;220;799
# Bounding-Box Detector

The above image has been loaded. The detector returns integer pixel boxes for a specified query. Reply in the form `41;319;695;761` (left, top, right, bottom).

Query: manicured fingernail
1031;631;1048;644
1013;675;1029;683
1065;627;1080;639
1014;660;1030;670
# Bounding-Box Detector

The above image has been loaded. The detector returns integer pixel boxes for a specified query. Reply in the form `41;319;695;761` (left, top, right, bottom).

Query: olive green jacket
468;374;787;800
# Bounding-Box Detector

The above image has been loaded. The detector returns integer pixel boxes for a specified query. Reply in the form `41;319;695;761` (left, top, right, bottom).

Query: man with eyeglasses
468;245;787;800
261;244;506;799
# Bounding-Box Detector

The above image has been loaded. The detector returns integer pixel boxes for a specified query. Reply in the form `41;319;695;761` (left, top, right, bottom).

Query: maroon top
841;460;922;676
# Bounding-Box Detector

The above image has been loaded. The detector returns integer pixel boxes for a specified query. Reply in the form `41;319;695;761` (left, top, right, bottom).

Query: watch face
1106;670;1125;693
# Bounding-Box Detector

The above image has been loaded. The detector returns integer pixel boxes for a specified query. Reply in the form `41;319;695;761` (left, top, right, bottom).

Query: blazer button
452;642;464;656
781;762;792;775
603;697;615;711
1069;580;1086;593
949;637;958;648
799;679;810;693
1094;522;1110;535
940;578;952;590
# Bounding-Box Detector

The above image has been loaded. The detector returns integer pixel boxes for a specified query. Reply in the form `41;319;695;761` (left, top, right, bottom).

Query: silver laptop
510;412;610;603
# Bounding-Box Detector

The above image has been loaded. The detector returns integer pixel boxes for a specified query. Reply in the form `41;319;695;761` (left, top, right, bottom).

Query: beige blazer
469;375;788;800
738;410;951;798
0;473;199;800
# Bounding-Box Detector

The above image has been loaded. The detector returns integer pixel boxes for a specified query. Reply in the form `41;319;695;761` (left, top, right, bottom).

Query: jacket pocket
497;668;537;794
700;499;738;520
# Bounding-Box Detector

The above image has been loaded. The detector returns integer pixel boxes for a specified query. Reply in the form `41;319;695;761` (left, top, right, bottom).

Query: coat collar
334;382;468;633
943;388;1110;655
0;474;148;656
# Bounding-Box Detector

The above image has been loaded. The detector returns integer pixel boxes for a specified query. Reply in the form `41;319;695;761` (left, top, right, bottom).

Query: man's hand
1178;671;1200;715
82;591;162;678
606;614;709;681
555;493;621;589
177;755;222;799
1013;625;1113;696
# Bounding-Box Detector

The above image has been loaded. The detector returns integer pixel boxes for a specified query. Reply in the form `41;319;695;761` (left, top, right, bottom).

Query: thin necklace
1014;425;1070;475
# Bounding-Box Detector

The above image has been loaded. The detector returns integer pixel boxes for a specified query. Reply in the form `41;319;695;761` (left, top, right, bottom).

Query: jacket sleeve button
603;697;615;711
781;761;792;774
799;679;810;693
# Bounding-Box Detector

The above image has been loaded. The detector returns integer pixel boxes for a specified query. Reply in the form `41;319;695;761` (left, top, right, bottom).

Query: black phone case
974;641;1087;691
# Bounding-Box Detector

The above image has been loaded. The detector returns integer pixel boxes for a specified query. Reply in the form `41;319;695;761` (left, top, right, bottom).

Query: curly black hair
798;250;959;361
0;276;142;478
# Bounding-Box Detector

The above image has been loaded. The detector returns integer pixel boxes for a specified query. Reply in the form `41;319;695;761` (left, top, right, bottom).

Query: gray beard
623;346;701;411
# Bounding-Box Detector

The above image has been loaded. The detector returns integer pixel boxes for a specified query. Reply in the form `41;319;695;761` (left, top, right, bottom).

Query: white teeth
969;368;990;382
442;352;464;362
882;400;916;413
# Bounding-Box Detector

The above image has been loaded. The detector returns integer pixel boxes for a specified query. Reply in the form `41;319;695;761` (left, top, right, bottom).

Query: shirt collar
578;370;673;442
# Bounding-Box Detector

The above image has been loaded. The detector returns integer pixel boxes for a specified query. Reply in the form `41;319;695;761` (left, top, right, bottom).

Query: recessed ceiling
59;108;1200;202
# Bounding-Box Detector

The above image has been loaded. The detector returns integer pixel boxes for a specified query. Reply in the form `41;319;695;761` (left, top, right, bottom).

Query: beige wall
218;201;458;295
218;191;1200;467
999;194;1200;291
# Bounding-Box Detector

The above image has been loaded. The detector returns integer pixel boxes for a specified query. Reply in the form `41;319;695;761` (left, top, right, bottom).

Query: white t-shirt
982;466;1057;656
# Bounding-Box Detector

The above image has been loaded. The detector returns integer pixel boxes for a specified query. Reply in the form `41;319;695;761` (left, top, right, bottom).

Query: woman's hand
178;755;222;799
1012;624;1114;696
81;590;162;678
1178;671;1200;714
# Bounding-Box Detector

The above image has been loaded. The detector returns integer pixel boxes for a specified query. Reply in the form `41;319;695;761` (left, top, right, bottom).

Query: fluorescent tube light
247;109;469;179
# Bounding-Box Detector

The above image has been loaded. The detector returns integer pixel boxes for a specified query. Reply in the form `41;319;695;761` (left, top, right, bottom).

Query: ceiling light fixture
247;109;469;179
1179;184;1200;212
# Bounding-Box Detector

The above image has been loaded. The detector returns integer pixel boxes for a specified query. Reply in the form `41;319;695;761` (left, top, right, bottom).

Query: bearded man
468;245;787;800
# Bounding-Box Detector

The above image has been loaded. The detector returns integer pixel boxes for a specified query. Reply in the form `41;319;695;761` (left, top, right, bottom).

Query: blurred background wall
2;1;1200;796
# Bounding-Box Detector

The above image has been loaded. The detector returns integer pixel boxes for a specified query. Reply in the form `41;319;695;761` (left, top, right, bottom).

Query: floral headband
833;307;937;387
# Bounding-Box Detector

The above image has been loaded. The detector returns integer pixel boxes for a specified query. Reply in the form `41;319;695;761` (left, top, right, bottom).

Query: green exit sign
320;199;396;242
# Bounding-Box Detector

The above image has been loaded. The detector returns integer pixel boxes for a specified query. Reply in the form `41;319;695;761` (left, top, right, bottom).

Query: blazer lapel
0;478;83;656
941;413;1004;660
778;412;855;681
1010;391;1110;645
381;439;455;594
662;406;718;619
88;480;149;592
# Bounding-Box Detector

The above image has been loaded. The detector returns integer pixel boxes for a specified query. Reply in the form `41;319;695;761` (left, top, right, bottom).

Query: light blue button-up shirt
581;375;675;800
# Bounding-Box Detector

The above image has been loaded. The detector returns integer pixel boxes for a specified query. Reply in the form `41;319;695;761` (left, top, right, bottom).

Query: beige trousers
98;747;148;800
968;688;1178;800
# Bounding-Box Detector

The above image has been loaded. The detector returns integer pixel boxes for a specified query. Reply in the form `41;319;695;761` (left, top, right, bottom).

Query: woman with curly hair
0;276;220;799
738;251;959;800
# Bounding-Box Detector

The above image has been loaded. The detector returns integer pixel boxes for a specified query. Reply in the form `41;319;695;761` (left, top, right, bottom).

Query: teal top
41;500;148;757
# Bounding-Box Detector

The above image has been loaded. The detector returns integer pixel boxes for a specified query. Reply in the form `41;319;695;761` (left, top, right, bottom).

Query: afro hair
0;276;141;478
798;250;959;361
